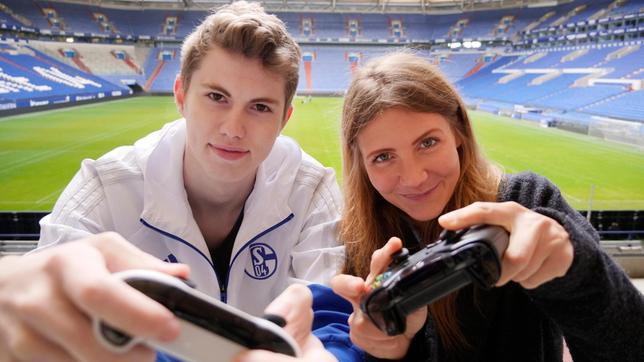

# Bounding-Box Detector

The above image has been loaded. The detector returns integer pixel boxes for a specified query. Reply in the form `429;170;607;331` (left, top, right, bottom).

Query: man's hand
0;232;189;362
233;284;338;362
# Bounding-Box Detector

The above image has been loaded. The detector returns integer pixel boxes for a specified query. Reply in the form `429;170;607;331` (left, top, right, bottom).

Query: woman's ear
455;132;463;148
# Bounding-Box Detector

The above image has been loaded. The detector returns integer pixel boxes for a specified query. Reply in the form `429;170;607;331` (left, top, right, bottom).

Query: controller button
453;227;470;240
439;229;452;241
100;323;132;347
371;273;386;288
392;248;409;265
440;227;471;244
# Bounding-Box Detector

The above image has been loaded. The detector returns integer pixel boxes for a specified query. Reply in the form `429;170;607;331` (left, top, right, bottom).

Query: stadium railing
2;211;642;279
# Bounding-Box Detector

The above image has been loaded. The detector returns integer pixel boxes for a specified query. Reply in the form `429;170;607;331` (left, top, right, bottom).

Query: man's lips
209;143;249;160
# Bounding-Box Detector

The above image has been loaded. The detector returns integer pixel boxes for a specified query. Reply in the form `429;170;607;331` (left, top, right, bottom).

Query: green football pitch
1;96;643;211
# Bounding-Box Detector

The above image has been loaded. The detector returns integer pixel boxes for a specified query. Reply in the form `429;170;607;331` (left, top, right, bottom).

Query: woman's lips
400;183;439;201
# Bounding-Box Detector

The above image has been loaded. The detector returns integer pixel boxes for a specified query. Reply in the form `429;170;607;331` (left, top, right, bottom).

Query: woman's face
357;107;461;222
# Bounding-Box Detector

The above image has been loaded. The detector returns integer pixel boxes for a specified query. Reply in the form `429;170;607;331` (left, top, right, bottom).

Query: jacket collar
136;119;300;256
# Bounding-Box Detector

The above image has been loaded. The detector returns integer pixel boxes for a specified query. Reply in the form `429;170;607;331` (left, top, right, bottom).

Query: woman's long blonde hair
340;51;502;349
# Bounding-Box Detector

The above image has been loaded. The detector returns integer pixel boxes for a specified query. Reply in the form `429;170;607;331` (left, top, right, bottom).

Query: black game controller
93;269;300;361
361;224;509;336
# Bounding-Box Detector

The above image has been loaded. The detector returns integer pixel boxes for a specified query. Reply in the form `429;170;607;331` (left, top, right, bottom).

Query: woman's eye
374;153;391;163
420;138;437;149
254;103;271;113
207;92;224;102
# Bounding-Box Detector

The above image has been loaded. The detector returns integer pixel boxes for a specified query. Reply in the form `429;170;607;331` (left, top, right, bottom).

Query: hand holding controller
93;269;300;361
360;224;509;336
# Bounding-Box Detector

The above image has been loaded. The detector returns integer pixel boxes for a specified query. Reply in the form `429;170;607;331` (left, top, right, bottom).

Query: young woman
331;51;644;361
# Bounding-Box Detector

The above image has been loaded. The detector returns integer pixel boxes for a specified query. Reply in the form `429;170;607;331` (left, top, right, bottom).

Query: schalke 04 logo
245;243;278;280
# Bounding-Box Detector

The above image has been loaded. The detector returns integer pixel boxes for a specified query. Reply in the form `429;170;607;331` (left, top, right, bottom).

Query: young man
0;2;348;360
39;0;343;316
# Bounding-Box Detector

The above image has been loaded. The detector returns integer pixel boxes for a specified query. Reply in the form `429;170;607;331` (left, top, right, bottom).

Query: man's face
175;45;291;185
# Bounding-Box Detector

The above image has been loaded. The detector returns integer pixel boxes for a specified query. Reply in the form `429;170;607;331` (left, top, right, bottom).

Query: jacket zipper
141;213;294;304
223;213;295;301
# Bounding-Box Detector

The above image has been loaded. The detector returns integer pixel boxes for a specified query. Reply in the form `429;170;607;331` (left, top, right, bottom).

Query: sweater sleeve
501;172;644;362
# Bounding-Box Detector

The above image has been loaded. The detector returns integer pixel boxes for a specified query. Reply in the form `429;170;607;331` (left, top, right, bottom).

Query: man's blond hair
180;1;301;114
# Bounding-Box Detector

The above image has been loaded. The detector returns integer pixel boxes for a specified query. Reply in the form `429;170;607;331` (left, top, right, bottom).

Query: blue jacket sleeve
156;352;180;362
309;283;365;362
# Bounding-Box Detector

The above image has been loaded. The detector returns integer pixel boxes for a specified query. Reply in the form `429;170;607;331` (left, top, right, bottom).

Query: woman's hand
439;201;574;289
0;232;190;362
331;237;427;359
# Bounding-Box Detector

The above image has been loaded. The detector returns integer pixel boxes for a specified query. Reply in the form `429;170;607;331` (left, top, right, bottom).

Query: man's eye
254;103;271;113
420;138;437;149
374;153;391;163
207;92;224;102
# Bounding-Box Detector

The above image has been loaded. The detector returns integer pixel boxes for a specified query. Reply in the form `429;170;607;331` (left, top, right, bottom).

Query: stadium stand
28;40;150;89
0;40;128;110
0;0;640;130
145;47;180;92
457;40;643;130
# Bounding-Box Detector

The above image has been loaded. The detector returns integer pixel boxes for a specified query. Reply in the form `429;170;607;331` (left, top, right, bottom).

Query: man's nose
219;108;245;139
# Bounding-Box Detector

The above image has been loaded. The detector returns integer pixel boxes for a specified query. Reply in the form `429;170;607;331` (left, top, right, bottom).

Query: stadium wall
0;90;136;116
1;210;641;242
465;102;644;148
2;211;642;278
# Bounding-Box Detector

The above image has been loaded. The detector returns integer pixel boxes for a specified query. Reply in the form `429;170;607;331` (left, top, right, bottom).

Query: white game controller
93;269;301;361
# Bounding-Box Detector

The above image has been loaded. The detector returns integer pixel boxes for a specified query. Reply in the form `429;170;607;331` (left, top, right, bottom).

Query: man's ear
174;76;185;114
281;105;293;130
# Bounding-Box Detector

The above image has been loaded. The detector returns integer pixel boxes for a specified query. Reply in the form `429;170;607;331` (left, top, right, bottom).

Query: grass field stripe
35;187;67;205
0;117;158;176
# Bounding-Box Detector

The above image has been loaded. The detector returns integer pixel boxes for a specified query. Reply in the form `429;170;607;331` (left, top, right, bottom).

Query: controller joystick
391;248;410;265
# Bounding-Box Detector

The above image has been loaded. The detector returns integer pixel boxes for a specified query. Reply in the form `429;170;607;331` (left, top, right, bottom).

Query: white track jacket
38;119;344;316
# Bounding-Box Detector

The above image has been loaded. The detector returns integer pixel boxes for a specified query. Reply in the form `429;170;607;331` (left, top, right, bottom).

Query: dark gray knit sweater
373;172;644;362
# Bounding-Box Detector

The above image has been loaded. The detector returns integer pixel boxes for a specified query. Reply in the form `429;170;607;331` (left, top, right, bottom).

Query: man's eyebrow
201;83;230;97
250;97;281;105
200;83;281;105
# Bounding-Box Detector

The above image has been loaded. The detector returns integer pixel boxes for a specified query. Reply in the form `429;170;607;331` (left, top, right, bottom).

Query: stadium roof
78;0;571;13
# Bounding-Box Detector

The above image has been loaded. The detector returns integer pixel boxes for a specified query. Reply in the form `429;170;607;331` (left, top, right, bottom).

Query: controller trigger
178;277;197;289
262;314;287;328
